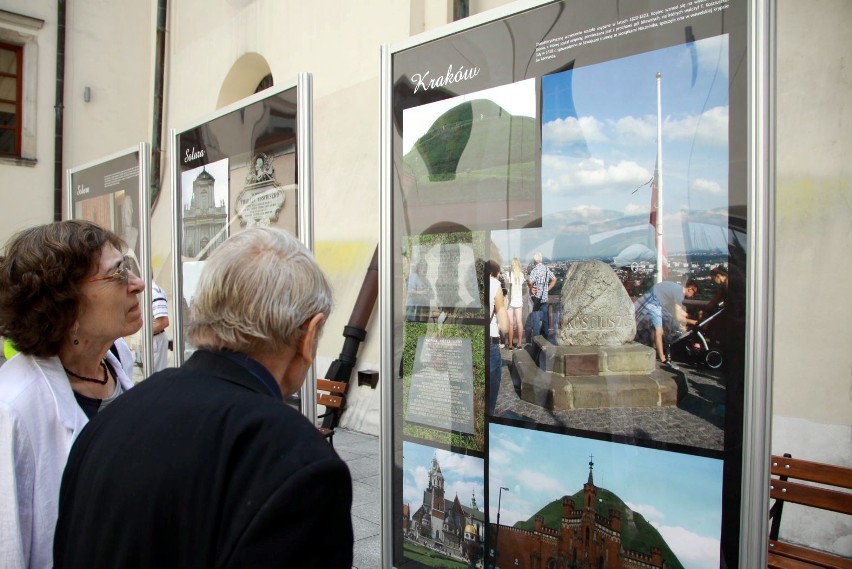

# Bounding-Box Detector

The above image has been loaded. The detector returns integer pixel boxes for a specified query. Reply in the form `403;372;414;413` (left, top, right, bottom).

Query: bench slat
769;540;852;569
318;393;344;408
771;456;852;490
770;479;852;515
317;378;348;395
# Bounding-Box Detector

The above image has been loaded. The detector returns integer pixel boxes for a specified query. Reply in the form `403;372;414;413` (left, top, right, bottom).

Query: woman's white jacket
0;342;134;569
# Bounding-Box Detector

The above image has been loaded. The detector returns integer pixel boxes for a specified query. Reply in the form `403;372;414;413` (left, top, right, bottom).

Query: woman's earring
72;324;80;345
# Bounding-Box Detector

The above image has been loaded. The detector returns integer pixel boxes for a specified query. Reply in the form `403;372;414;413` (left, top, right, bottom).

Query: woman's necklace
63;361;109;385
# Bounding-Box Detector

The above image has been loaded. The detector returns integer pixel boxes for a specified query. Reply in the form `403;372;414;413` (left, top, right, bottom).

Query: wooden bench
768;453;852;568
316;379;348;447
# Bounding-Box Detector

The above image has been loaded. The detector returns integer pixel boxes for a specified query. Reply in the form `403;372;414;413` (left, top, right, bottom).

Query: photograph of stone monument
401;442;485;568
400;78;540;234
401;320;485;453
181;158;229;260
485;35;736;453
488;424;723;569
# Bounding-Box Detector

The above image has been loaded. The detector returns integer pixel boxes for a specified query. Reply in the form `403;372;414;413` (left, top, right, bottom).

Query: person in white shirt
151;280;170;372
0;220;141;568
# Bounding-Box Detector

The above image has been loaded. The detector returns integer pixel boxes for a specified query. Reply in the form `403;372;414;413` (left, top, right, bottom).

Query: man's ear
297;313;326;364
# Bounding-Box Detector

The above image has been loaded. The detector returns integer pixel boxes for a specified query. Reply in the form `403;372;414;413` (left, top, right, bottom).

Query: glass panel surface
388;1;748;567
70;151;148;379
174;88;299;365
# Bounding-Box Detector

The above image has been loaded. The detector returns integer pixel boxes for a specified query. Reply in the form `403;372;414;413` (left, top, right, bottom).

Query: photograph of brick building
489;424;723;569
492;459;673;568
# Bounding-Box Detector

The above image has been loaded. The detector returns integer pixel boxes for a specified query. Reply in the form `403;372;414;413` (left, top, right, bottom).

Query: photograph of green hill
401;79;540;233
489;424;722;569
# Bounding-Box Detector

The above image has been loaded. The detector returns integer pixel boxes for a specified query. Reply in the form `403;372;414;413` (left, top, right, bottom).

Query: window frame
0;40;24;157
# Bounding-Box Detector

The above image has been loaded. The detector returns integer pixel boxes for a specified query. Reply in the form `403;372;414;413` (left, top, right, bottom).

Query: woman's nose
128;272;145;293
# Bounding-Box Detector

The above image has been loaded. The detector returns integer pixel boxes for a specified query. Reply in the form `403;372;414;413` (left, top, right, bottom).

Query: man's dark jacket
53;350;353;568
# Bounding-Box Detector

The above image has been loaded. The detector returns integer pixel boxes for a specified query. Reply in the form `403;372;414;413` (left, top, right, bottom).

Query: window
0;10;44;162
0;41;22;157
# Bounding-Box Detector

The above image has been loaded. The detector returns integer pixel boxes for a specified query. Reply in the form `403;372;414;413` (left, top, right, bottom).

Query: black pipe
149;0;167;209
321;247;379;429
53;0;66;221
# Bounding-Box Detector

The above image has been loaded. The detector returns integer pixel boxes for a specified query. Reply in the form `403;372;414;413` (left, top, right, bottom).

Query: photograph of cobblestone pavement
493;347;727;452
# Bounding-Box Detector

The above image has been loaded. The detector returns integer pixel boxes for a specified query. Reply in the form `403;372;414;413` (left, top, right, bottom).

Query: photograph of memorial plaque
402;230;488;323
401;78;539;235
488;423;723;569
180;157;229;261
485;35;734;454
230;151;298;235
400;441;485;568
401;321;485;453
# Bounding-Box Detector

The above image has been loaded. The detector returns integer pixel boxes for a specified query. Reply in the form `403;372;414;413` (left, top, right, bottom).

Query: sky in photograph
403;441;485;517
540;34;729;253
489;424;722;569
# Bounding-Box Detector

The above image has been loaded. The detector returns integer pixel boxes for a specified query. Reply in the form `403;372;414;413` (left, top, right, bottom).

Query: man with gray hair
54;228;353;568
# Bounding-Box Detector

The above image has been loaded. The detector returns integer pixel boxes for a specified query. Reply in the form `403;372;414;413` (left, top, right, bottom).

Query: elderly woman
0;220;143;568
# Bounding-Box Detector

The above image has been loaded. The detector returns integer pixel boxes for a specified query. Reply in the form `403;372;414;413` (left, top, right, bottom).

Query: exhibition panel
381;1;758;567
170;75;316;413
67;143;153;377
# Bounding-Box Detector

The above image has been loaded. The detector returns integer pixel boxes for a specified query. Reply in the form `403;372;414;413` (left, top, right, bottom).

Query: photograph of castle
488;424;722;569
180;157;229;261
401;442;485;568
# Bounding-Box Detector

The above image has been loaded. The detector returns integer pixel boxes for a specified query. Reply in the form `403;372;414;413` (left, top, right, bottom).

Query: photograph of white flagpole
493;34;730;272
655;70;664;283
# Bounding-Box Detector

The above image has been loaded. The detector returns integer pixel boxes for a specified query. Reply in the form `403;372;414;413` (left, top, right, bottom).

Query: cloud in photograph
664;106;728;146
543;115;608;146
691;177;725;195
655;524;722;569
543;155;651;196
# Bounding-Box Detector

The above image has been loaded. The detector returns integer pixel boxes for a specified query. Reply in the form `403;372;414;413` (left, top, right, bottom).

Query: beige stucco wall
0;1;153;247
772;0;852;556
0;2;57;242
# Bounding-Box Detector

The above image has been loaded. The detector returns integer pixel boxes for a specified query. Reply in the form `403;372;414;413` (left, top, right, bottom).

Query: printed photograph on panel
402;230;489;322
402;321;485;453
401;78;539;234
229;150;298;236
488;35;734;453
180;157;230;261
400;442;485;568
488;424;723;569
74;193;115;236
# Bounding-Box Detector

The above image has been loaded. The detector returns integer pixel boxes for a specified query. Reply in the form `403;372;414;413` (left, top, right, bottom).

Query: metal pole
494;486;508;568
655;72;664;283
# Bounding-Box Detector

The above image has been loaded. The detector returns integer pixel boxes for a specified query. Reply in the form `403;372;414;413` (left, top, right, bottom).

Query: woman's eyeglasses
88;257;136;285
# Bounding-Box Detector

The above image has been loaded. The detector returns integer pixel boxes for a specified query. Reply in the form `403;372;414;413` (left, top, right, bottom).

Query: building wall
0;2;58;241
772;0;852;556
0;1;153;247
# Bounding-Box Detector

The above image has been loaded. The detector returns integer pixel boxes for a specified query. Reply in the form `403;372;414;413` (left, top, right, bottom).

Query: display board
381;1;758;567
170;75;315;412
67;143;153;380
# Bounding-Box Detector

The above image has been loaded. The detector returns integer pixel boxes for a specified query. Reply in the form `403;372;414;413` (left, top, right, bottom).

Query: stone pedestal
533;336;655;376
515;339;681;410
